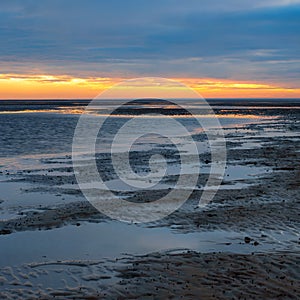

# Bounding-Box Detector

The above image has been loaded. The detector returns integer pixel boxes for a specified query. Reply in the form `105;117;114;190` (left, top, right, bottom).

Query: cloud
1;72;299;99
0;0;299;85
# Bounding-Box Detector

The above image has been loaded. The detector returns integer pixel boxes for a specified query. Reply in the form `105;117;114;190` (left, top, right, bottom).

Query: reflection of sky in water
0;101;292;174
0;221;296;268
0;102;275;159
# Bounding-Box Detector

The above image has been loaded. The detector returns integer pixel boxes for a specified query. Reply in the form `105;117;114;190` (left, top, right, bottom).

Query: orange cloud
0;73;299;99
0;74;119;99
177;78;300;98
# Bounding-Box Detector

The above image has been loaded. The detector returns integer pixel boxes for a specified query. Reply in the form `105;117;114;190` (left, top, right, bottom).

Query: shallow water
0;100;276;159
0;100;299;277
1;220;297;268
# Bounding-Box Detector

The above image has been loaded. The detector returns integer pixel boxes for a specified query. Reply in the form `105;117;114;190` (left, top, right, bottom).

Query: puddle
0;179;79;220
0;221;297;268
223;165;270;180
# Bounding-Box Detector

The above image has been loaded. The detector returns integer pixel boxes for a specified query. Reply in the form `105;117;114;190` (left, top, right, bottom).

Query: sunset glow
1;74;299;99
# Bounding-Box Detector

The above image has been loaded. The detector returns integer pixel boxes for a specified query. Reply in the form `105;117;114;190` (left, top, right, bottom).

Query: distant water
0;100;286;162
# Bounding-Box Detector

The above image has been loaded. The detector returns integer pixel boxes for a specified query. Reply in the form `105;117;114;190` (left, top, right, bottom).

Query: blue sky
0;0;300;87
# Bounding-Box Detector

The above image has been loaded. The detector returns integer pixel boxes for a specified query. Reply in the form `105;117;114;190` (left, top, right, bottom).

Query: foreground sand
109;251;300;299
1;251;298;299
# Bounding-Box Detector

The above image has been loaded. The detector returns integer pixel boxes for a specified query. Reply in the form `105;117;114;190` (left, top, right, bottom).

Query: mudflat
0;100;299;299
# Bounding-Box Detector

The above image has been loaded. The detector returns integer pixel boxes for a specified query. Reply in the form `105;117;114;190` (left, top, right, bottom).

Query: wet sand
0;101;299;299
1;251;298;299
110;251;300;300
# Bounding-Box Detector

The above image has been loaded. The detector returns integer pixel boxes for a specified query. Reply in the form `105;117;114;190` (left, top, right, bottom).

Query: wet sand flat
0;100;299;299
110;251;300;300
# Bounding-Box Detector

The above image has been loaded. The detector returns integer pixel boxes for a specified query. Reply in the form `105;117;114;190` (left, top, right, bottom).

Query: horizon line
1;97;300;101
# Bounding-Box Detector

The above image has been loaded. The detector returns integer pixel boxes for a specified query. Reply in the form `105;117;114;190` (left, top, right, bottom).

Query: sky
0;0;300;99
